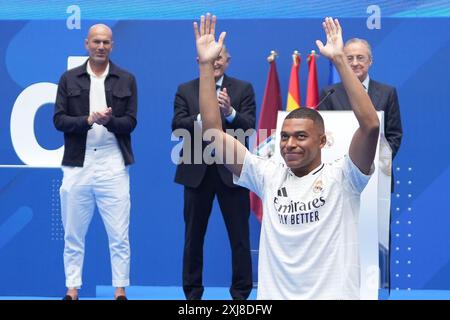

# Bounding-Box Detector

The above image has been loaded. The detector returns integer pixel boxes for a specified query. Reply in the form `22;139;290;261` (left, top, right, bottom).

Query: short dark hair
284;108;324;133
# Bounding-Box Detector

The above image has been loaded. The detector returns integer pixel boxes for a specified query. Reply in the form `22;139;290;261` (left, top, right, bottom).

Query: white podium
274;110;392;300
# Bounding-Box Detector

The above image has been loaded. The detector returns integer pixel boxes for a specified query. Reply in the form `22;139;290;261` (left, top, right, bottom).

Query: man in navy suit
319;38;402;160
319;38;402;291
172;45;255;300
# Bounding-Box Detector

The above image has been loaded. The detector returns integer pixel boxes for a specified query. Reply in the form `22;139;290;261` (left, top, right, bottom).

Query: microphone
315;88;335;110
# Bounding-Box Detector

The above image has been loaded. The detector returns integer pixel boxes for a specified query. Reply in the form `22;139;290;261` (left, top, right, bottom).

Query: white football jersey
235;151;372;299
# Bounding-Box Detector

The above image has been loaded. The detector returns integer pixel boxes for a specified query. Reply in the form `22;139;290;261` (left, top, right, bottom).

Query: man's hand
193;13;226;64
88;107;112;125
315;17;344;62
218;87;233;116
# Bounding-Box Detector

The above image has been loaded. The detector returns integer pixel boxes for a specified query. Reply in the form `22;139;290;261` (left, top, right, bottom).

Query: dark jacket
172;75;256;188
319;79;402;159
54;60;137;166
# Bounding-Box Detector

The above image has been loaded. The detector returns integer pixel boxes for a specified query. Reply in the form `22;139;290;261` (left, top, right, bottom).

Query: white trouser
60;144;131;289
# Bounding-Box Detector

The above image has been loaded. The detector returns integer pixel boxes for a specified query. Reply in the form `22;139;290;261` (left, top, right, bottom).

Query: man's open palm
193;13;226;64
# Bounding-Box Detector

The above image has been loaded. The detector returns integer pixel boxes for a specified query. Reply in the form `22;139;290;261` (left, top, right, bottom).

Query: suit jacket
172;74;256;188
319;79;402;159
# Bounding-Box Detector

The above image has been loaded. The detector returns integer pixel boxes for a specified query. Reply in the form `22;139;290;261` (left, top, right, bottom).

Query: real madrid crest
313;179;323;193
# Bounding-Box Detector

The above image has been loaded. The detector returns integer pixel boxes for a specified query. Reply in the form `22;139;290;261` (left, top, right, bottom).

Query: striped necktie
362;83;368;92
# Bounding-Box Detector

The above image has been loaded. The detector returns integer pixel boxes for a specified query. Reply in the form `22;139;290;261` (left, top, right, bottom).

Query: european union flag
328;61;341;85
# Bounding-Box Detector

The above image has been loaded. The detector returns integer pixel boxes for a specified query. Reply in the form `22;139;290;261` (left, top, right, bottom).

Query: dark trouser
182;165;252;300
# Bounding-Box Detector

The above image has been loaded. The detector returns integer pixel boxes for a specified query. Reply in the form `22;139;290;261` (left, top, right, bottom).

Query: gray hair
345;38;372;59
221;44;231;60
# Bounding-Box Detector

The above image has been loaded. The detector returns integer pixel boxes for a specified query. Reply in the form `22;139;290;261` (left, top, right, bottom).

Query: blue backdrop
1;1;450;296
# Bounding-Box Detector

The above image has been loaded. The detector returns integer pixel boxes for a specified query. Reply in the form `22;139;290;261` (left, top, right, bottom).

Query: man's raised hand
315;17;344;61
193;13;226;64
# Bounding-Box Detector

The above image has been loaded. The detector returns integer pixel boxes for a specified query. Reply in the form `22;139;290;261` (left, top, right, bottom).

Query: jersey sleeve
233;151;277;197
342;155;374;194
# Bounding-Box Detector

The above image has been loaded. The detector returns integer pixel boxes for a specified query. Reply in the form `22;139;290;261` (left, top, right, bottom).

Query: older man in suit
319;38;402;159
172;45;255;300
319;37;402;292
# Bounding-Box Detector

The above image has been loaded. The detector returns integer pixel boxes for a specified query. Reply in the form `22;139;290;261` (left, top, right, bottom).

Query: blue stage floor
1;287;450;300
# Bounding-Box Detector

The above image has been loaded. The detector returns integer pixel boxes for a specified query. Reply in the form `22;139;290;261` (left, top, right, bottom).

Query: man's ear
196;56;199;64
319;133;327;149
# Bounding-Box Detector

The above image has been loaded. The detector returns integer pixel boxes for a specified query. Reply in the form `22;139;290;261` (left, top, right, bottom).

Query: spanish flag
286;51;301;111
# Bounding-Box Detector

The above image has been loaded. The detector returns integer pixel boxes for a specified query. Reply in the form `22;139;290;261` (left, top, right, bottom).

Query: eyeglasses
346;55;369;63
